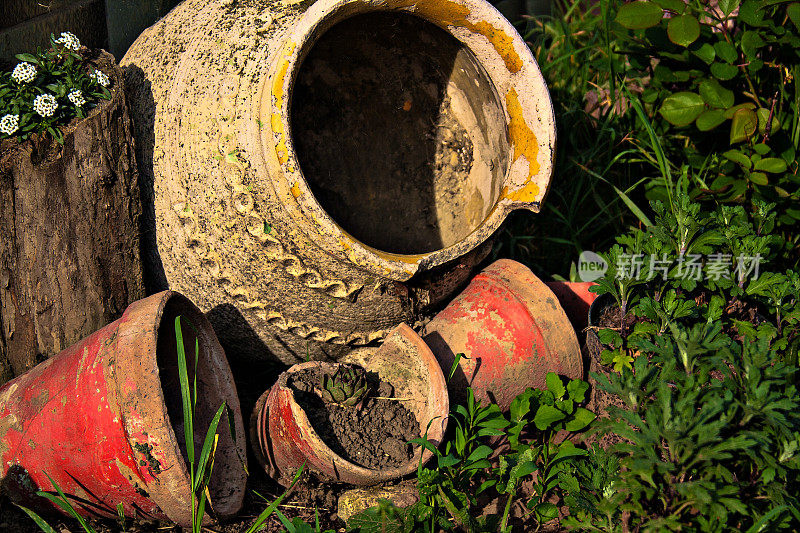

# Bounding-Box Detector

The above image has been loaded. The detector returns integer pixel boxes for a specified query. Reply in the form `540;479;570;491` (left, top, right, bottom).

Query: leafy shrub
612;0;800;225
582;183;800;530
350;376;596;532
0;32;111;144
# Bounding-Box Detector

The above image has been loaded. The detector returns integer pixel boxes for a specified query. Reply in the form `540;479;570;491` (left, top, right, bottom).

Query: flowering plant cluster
0;32;112;143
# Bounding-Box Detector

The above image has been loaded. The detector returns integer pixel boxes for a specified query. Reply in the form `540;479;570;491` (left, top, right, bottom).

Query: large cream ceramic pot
122;0;555;364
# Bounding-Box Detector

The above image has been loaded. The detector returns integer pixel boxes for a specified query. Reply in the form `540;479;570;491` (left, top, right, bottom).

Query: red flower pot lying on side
422;259;583;411
0;291;247;527
251;323;448;486
545;281;599;332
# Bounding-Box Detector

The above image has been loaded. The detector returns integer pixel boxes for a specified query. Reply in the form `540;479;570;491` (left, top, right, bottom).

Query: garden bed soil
288;367;421;470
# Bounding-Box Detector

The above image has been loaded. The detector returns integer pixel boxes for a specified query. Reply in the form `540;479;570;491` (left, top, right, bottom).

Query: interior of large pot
290;11;510;255
156;297;244;517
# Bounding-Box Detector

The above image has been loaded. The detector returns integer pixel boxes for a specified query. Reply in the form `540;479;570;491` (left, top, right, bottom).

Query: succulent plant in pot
249;324;449;486
318;363;369;407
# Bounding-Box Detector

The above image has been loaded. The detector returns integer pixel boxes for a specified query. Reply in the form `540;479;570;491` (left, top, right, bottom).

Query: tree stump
0;50;144;384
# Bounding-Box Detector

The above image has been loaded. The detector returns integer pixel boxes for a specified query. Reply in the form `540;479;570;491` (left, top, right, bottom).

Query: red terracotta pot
251;323;448;486
0;291;247;527
422;259;583;411
545;281;599;332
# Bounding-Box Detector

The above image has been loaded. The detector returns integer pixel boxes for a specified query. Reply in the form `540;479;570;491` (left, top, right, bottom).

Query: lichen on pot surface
122;0;556;364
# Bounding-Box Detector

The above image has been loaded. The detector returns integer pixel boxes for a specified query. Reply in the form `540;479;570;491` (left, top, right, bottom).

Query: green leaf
667;15;700;46
753;143;771;155
545;373;566;399
725;102;756;119
714;41;738;63
730;108;758;143
699;79;735;109
38;474;96;533
696;109;726;131
757;107;780;134
749;172;769;185
565;407;596;432
535;502;559;522
615;1;664;29
754;157;787;173
653;0;686;11
789;3;800;29
14;53;38;64
566;380;589;403
438;454;460;468
467;445;494;463
723;149;753;169
719;0;741;16
533;405;567;430
741;31;765;59
14;505;58;533
711;62;739;80
738;0;766;26
692;43;716;64
193;402;227;493
659;92;705;126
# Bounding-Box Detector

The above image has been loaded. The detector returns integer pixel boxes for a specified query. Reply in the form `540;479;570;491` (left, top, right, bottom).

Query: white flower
68;89;85;107
89;69;110;88
55;32;81;51
11;62;37;83
0;114;19;136
33;94;58;117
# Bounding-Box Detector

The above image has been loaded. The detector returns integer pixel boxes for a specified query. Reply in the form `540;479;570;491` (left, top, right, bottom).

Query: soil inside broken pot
288;366;421;470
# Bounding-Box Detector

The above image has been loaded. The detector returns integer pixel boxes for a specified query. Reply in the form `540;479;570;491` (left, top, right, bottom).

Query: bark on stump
0;50;144;384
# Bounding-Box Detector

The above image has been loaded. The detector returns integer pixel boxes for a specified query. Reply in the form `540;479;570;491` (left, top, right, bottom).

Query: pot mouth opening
264;0;554;275
289;10;510;255
155;297;241;516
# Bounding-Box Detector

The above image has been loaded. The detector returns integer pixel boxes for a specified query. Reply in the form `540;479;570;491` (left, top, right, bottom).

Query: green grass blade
194;494;207;533
625;85;675;210
745;505;788;533
244;465;304;533
573;162;653;227
192;337;199;416
447;353;466;383
39;474;96;533
15;505;59;533
174;316;195;469
193;401;227;493
275;510;296;532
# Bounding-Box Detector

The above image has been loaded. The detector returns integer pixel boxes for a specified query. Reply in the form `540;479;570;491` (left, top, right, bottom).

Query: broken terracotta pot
250;324;448;486
545;281;599;332
122;0;556;364
422;259;583;411
0;291;247;527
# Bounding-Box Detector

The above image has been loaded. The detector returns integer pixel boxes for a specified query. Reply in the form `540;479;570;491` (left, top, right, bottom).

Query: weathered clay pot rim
113;291;246;524
267;360;429;480
259;0;556;281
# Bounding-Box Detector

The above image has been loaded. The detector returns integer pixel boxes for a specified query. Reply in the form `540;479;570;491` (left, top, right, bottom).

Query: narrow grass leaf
39;474;95;533
14;505;59;533
194;402;227;493
244;465;304;533
175;316;195;468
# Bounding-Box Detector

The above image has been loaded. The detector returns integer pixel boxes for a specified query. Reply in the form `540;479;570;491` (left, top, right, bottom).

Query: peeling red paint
423;260;583;410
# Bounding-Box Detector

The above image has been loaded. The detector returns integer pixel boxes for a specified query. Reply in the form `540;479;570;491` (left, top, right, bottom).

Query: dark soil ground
0;460;348;533
288;367;421;470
